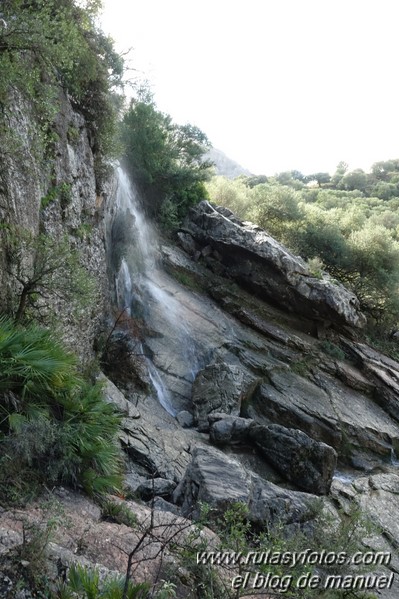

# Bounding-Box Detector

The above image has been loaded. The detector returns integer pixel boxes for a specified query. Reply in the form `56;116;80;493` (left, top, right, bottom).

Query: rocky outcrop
246;368;399;469
209;415;337;494
0;90;111;363
342;340;399;424
191;362;259;431
173;446;320;530
136;477;177;501
99;373;141;419
250;423;337;494
182;201;366;329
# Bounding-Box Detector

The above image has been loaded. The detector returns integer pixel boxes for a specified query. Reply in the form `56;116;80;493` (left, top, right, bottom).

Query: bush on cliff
121;88;213;227
0;316;123;504
0;0;123;188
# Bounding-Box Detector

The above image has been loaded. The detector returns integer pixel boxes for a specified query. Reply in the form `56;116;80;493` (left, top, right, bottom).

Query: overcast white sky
100;0;399;176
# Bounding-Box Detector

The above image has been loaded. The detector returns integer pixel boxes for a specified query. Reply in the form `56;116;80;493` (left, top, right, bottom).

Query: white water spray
110;167;199;415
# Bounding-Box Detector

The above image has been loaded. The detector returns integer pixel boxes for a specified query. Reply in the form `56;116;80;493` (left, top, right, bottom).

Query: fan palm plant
0;316;123;501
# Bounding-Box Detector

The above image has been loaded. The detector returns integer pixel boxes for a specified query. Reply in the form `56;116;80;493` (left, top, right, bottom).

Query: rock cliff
0;91;113;362
2;114;399;597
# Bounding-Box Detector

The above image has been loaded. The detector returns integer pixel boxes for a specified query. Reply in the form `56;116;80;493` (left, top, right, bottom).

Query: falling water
109;167;199;415
115;258;132;315
391;447;399;467
332;471;356;484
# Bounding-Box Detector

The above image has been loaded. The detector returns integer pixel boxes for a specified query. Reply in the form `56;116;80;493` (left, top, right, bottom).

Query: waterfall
391;447;399;467
115;258;132;315
109;167;200;416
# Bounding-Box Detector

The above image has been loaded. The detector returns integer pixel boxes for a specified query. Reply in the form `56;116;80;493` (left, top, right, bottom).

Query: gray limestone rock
209;414;253;445
247;368;399;467
184;201;367;329
209;415;336;494
98;373;141;419
176;410;194;428
137;477;177;500
152;497;181;516
250;423;337;495
173;446;319;529
192;362;258;431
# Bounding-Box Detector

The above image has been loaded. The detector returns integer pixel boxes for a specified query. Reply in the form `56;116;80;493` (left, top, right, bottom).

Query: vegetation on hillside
206;161;399;336
121;88;213;228
0;0;123;187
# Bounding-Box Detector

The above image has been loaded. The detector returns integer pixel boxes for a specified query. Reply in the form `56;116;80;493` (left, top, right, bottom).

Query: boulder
137;477;177;501
209;415;336;494
184;201;366;329
246;368;399;467
209;414;253;445
192;362;258;431
250;423;337;495
173;446;319;530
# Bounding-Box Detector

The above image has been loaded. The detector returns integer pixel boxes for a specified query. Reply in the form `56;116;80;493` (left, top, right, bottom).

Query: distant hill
206;148;252;179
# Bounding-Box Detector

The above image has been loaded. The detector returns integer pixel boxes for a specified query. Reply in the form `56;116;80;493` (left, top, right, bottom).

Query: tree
304;172;331;187
370;159;399;182
341;169;367;192
331;161;348;188
4;227;95;323
275;170;305;188
248;184;303;240
121;91;212;225
205;176;251;218
244;174;268;188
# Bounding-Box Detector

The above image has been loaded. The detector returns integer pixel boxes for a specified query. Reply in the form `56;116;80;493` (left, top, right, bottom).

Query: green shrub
100;499;137;528
0;316;123;504
121;90;212;227
0;1;123;169
4;226;96;324
319;340;346;360
54;563;150;599
174;501;379;599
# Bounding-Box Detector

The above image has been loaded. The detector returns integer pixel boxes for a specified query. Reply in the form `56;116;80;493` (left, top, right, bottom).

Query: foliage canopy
0;0;123;179
121;90;213;227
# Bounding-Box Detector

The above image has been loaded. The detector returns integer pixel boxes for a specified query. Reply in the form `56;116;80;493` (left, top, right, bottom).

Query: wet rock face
183;201;367;329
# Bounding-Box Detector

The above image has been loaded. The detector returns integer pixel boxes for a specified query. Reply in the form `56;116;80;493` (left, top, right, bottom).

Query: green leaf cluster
0;316;123;504
0;0;123;179
121;90;212;227
54;563;150;599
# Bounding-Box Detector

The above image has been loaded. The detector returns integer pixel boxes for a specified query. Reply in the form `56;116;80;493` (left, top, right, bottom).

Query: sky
100;0;399;176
